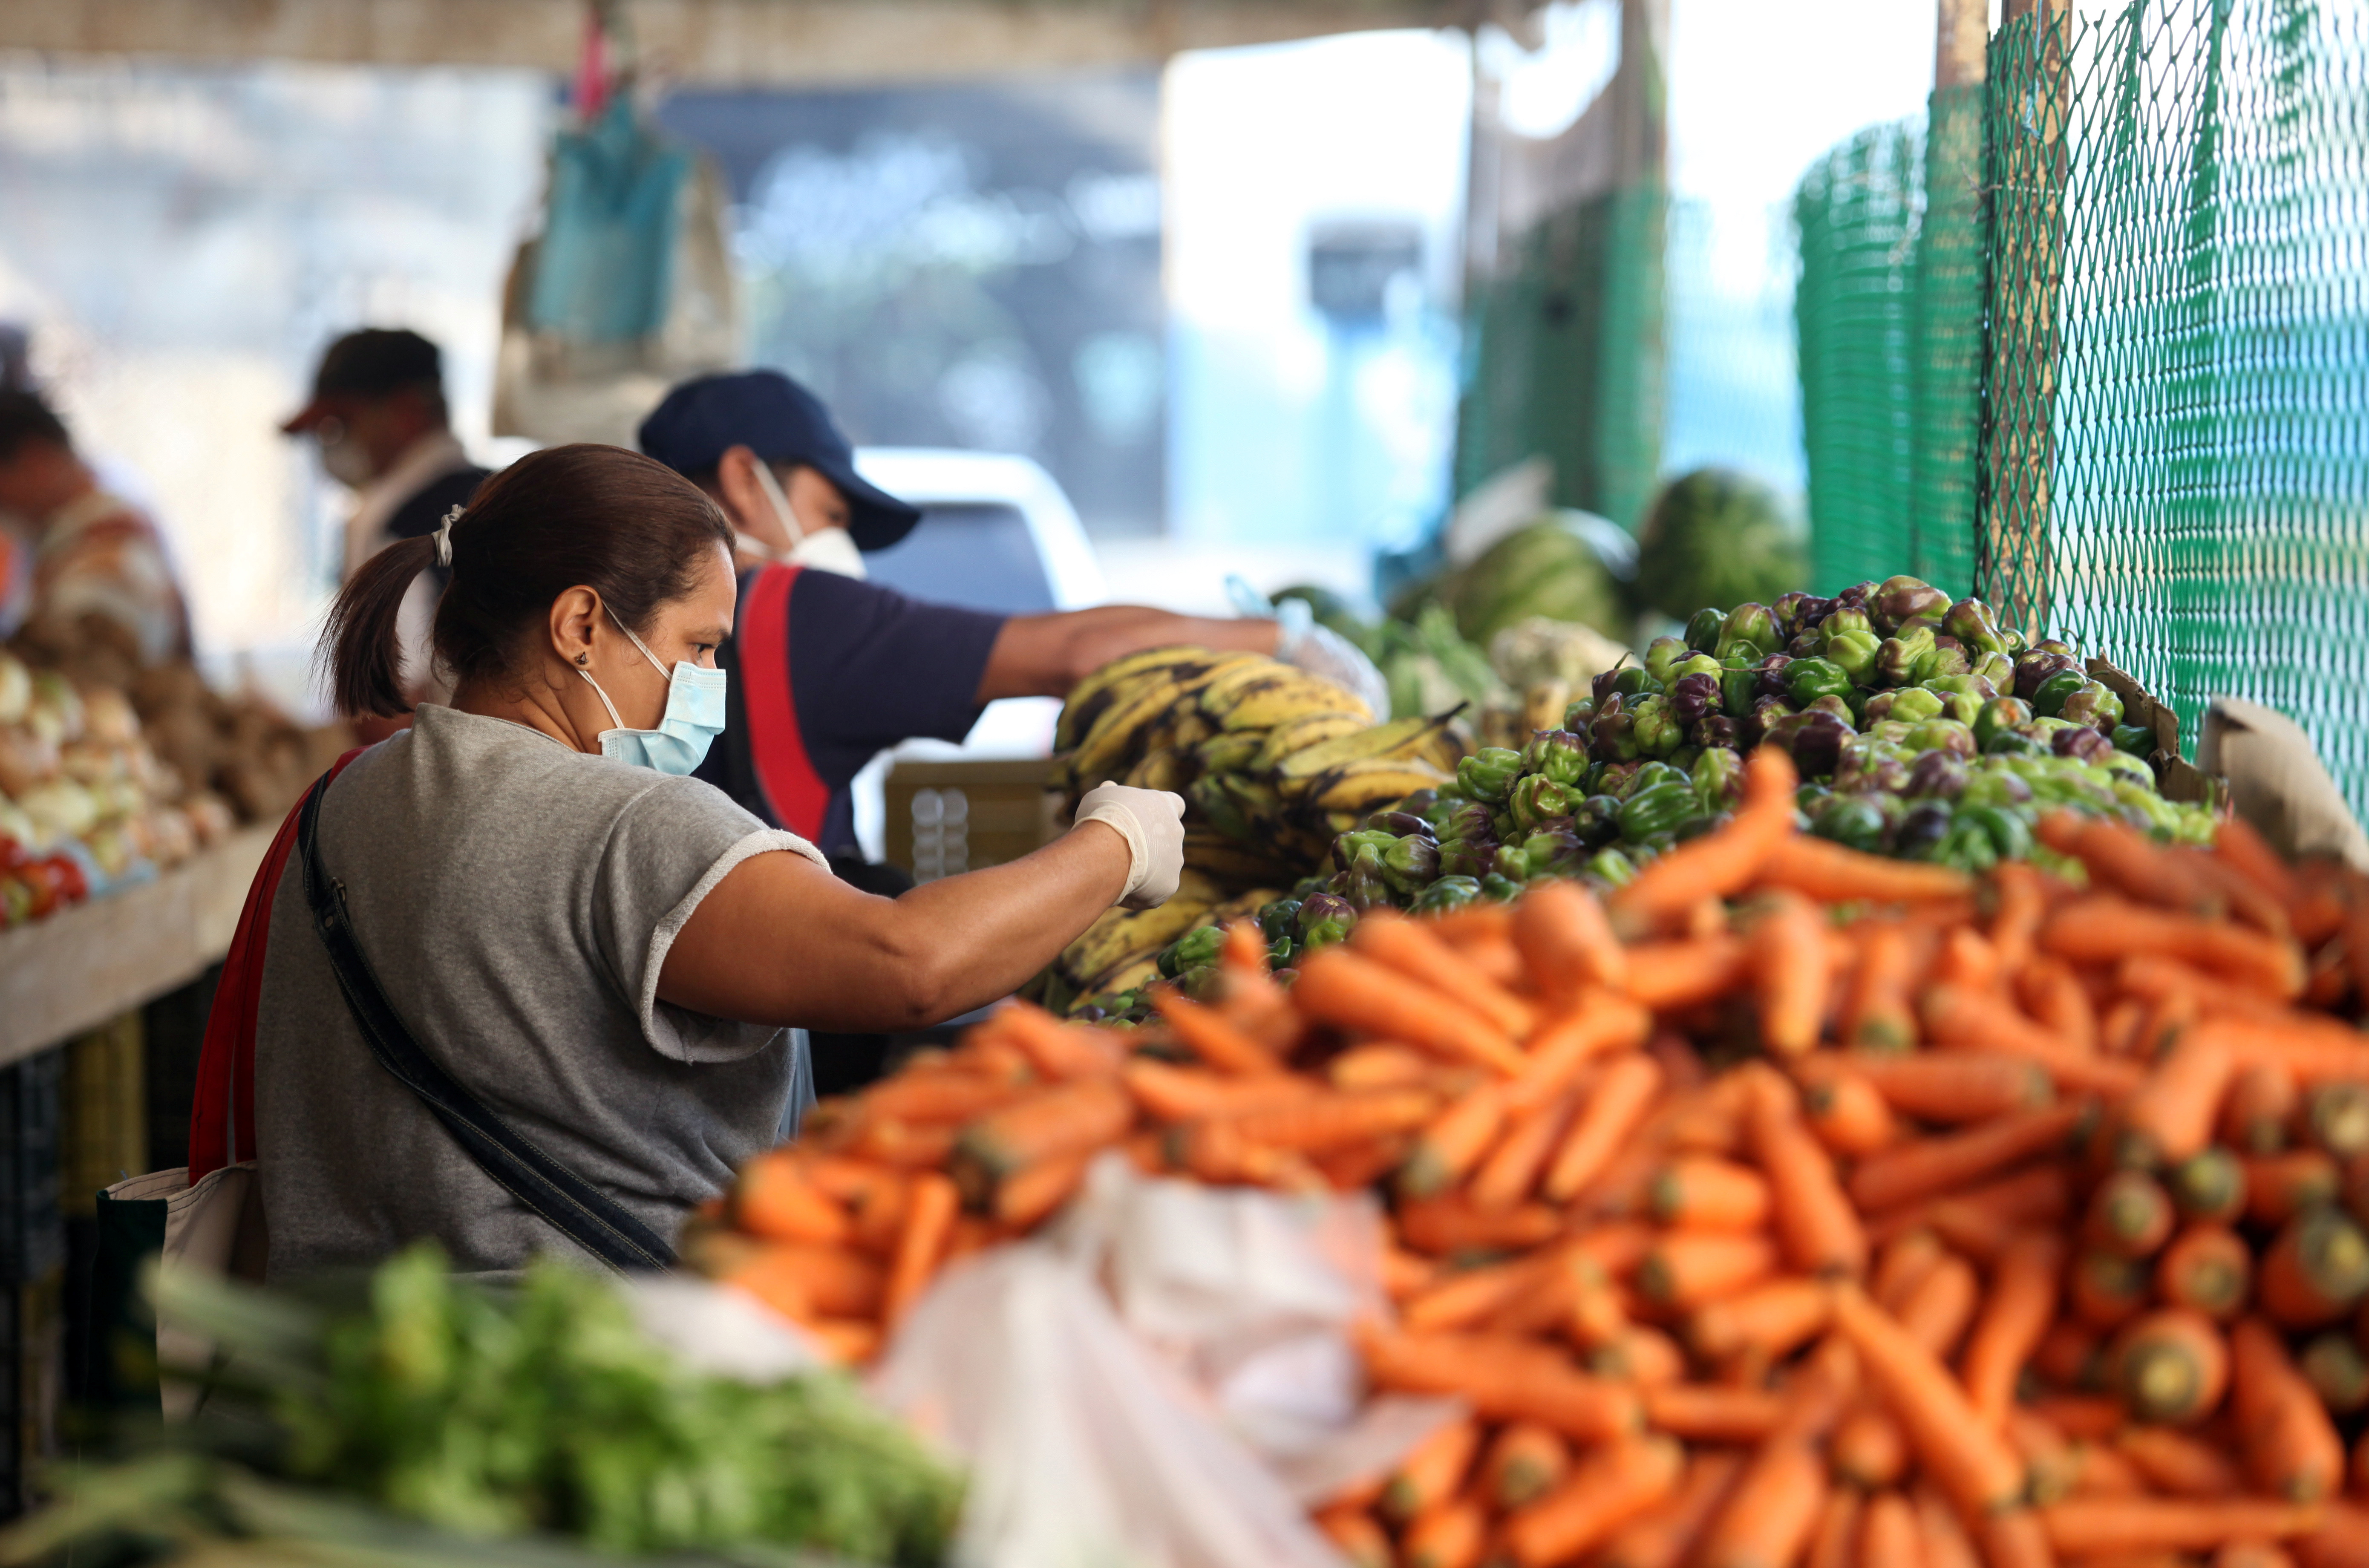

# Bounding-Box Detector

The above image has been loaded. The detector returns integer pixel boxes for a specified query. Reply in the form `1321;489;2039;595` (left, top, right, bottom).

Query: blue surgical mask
579;612;727;775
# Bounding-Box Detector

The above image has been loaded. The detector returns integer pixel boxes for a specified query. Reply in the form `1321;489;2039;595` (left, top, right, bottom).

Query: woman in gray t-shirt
256;444;1184;1279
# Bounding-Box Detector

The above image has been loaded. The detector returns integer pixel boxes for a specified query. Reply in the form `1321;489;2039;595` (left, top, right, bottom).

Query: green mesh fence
1980;0;2369;813
1458;183;1669;528
1792;92;1986;600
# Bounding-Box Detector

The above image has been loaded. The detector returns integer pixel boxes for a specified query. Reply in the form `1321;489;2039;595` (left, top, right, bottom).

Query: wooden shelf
0;824;276;1070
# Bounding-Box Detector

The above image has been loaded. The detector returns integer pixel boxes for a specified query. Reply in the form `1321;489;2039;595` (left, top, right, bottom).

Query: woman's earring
575;653;588;666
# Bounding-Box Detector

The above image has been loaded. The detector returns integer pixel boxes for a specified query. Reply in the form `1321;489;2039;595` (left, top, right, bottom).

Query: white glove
1276;616;1391;721
1073;781;1187;908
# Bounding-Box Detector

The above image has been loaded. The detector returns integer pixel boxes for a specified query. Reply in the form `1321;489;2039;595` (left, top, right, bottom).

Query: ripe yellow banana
1057;896;1213;990
1124;747;1193;793
1302;759;1452;816
1055;647;1264;752
1191;729;1269;777
1251;713;1371;774
1273;713;1455;782
1078;955;1161;1006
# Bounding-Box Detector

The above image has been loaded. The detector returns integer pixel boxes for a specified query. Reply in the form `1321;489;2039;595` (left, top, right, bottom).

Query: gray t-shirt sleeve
591;776;830;1064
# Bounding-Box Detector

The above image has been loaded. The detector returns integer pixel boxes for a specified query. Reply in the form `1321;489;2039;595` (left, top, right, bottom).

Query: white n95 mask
750;459;868;579
579;611;727;775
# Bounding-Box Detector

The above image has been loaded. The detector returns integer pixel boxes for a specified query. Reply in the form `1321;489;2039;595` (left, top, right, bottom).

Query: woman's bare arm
655;822;1132;1032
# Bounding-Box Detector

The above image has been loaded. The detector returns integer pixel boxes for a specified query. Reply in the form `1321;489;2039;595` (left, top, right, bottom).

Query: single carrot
1295;946;1526;1075
1314;1505;1392;1568
1223;1085;1439;1152
1401;1495;1488;1568
1844;921;1920;1052
1505;993;1653;1114
2111;1307;2229;1426
1960;1231;2066;1426
1649;1155;1772;1231
1912;1483;1984;1568
1872;1229;1947;1313
1833;1406;1910;1489
882;1170;959;1330
1405;1251;1560;1332
954;1076;1133;1178
1596;1448;1746;1568
722;1242;887;1321
2232;1316;2346;1502
1328;1041;1437;1090
2028;1392;2125;1442
2020;957;2101;1055
1148;990;1286;1075
1933;925;2000;993
1807;1484;1862;1568
1979;1509;2056;1568
1394;1194;1563;1255
1354;909;1538;1040
1746;1065;1870;1279
1918;1166;2075;1261
1515;877;1630;998
1357;1326;1645;1440
1896;1250;1980;1360
2007;1408;2085;1504
2156;1223;2254;1320
2225;1062;2301;1152
1636;1231;1778;1309
1625;934;1752;1011
1695;1429;1834;1568
1171;1119;1322;1189
2043;896;2306;998
1482;1421;1573;1509
1758;833;1975;905
1383;1414;1483;1522
730;1153;855;1245
1752;890;1831;1058
2049;814;2213;911
2256;1205;2369;1329
1501;1434;1686;1568
1591;1325;1688;1386
991;1001;1124;1078
2216;816;2301;908
1688;1277;1833;1361
1642;1381;1789;1441
859;1068;1030;1124
1989;861;2050;979
1120;1059;1316;1123
2114;1424;2243;1497
1382;1243;1435;1300
2069;1248;2153;1328
2245;1148;2340;1226
1400;1080;1514;1197
2038;1499;2326;1555
847;1115;960;1169
991;1147;1092;1229
1799;1064;1901;1156
1543;1053;1666;1201
1829;1283;2029;1515
2116;952;2297;1028
2086;1170;2176;1258
1430;901;1517;946
2119;1027;2238;1168
1470;1085;1583;1212
2166;1146;2248;1224
1859;1491;1921;1568
1922;984;2144;1096
1845;1051;2055;1124
1608;746;1797;922
1847;1101;2087;1214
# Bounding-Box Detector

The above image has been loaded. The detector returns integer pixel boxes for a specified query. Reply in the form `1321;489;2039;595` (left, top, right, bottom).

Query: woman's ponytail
326;534;439;717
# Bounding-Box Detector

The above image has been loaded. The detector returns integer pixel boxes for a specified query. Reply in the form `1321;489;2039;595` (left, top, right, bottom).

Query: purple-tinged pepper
1905;750;1969;800
2059;682;2125;730
1943;597;2012;656
1690;713;1742;750
2052;725;2115;764
1873;575;1951;634
1669;672;1721;727
1764;708;1853;779
2013;649;2080;700
1590;701;1640;764
1295;892;1359;949
1508;772;1579;829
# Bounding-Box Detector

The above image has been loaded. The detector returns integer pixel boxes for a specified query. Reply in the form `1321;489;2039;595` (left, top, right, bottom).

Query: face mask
314;419;377;489
578;611;727;775
749;460;867;580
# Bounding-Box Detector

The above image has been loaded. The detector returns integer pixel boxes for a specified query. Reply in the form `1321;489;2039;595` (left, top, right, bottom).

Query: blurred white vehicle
844;448;1108;862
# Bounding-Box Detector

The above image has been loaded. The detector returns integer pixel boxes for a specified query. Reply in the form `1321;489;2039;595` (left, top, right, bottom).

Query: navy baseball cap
637;370;922;551
282;328;444;432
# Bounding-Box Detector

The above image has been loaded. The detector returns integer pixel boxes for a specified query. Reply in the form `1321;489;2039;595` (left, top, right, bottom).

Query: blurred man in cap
283;329;490;725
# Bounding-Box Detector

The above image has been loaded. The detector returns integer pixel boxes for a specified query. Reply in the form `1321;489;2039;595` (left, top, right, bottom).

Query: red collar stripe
739;562;830;841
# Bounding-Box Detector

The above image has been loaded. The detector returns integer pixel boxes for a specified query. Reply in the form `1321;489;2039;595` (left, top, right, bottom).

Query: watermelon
1423;519;1628;646
1633;468;1806;620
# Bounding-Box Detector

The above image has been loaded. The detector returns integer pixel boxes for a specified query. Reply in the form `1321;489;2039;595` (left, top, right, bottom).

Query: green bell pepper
1631;695;1684;760
2030;668;2088;718
1331;827;1399;871
1784;657;1854;708
1457;747;1525;803
2111;723;2156;757
1810;795;1890;853
2059;683;2125;730
1669;652;1722;683
1508;772;1579;830
1974;697;2034;752
1411;876;1481;916
1684;606;1727;653
1584;848;1637;888
1692;746;1745;811
1720;660;1762;718
1479;872;1526;902
1611;666;1665;700
1943;597;2013;656
1865;687;1945;726
1828;631;1883;687
1522;729;1591;787
1721;602;1781;659
1257;898;1301;945
1619;780;1698;842
1643;635;1690;687
1159;924;1225;977
1902;718;1977;758
1876;625;1936;686
1382;834;1442;895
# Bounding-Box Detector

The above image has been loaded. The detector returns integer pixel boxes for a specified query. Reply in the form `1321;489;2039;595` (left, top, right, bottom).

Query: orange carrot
954;1076;1133;1179
2111;1307;2229;1426
1917;1166;2076;1262
2217;1543;2299;1568
1735;1068;1866;1281
883;1170;959;1330
1543;1052;1666;1201
1799;1063;1901;1156
1222;1085;1438;1152
1120;1059;1316;1123
1846;1051;2055;1124
1355;909;1537;1039
1295;945;1525;1075
992;1001;1124;1078
2032;1320;2107;1391
2245;1148;2340;1226
1501;1435;1686;1568
2038;1499;2326;1555
1383;1414;1483;1522
1469;1085;1586;1217
1642;1382;1790;1442
2232;1316;2346;1502
1357;1326;1645;1440
1515;877;1630;998
722;1242;887;1322
1753;890;1832;1057
991;1148;1092;1228
1636;1231;1778;1309
731;1153;856;1245
1830;1283;2029;1515
1649;1154;1772;1231
2086;1170;2176;1258
1758;833;1976;905
1960;1231;2066;1426
1847;1101;2086;1214
1608;747;1798;924
1807;1484;1862;1568
2156;1223;2253;1320
1922;984;2144;1096
1591;1325;1689;1387
1978;1509;2056;1568
1405;1251;1560;1332
1872;1228;1948;1314
2069;1248;2153;1329
1859;1491;1921;1568
1845;921;1921;1052
1989;861;2050;979
2302;1081;2369;1160
2048;814;2213;911
1482;1420;1573;1509
2043;896;2306;998
1149;990;1286;1076
1833;1406;1911;1489
801;1318;881;1364
1401;1496;1488;1568
1401;1081;1514;1197
1695;1426;1834;1568
847;1115;960;1169
1625;934;1752;1011
1328;1041;1437;1090
1394;1194;1563;1255
2217;816;2301;909
1897;1250;1980;1359
2029;1393;2125;1443
2225;1062;2300;1152
1688;1277;1833;1361
2166;1145;2248;1224
860;1067;1030;1124
1597;1449;1746;1568
2256;1206;2369;1329
1382;1243;1435;1300
2115;1425;2243;1498
2120;1026;2238;1168
2020;957;2101;1055
1314;1505;1392;1568
1504;992;1653;1114
1912;1483;1984;1568
1934;926;2000;993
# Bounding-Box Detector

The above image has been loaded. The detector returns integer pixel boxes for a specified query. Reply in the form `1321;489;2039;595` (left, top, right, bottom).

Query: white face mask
749;460;867;579
314;418;377;489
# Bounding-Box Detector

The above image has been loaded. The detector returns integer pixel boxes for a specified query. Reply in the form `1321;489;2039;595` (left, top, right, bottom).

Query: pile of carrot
688;744;2369;1568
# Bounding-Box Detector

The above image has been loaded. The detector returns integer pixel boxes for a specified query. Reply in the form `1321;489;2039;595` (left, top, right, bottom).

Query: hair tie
434;504;463;566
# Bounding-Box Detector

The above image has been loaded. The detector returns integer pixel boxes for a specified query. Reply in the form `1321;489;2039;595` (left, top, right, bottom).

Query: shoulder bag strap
294;773;676;1273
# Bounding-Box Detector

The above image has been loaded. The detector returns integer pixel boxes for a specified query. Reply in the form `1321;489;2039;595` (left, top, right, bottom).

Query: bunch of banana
1033;871;1282;1014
